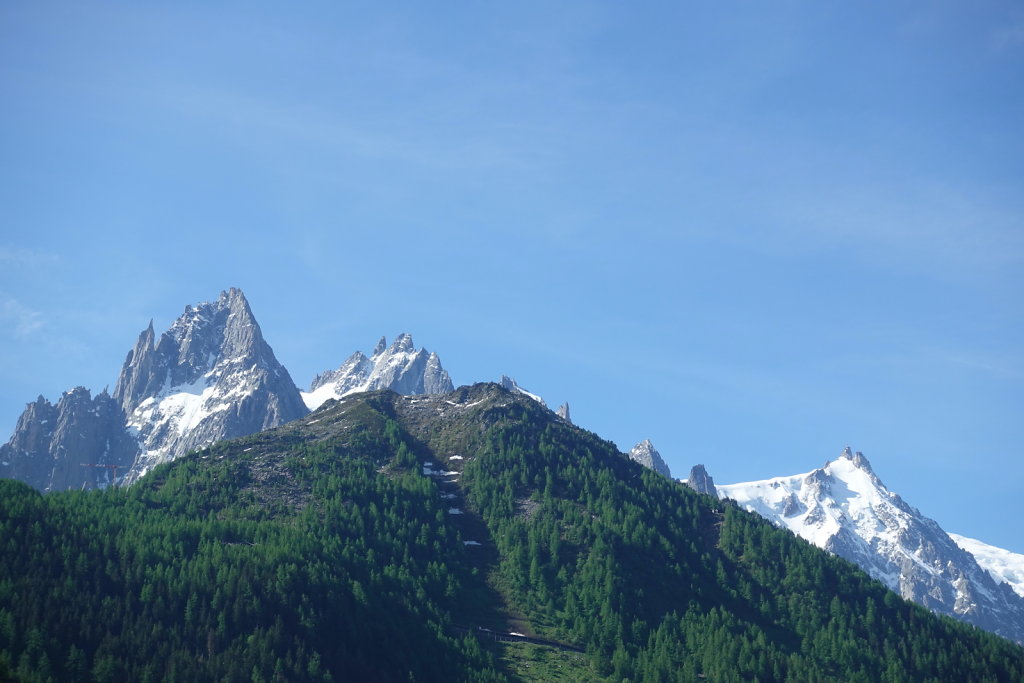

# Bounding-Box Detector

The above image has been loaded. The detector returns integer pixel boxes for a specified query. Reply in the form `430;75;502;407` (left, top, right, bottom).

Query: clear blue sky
2;2;1022;551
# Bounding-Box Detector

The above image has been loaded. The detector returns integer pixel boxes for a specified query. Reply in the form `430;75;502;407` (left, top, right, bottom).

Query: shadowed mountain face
684;464;717;498
2;383;1022;681
0;388;137;491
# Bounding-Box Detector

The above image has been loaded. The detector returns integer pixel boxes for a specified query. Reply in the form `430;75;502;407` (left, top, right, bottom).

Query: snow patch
300;385;339;411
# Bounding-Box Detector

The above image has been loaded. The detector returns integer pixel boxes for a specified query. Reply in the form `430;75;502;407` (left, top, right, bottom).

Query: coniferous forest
1;384;1022;682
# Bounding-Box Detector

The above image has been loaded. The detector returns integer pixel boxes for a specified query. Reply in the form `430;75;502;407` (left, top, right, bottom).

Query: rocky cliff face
115;288;308;483
683;464;717;498
0;388;136;491
302;334;454;410
3;289;308;489
718;447;1024;644
628;439;672;478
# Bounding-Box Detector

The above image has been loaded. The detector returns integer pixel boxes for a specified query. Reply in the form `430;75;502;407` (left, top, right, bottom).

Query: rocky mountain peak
851;450;872;471
556;402;571;423
113;289;271;416
628;440;672;478
0;387;136;491
834;446;873;472
684;464;718;498
390;333;416;354
302;334;454;411
718;449;1024;644
111;289;307;482
498;376;546;407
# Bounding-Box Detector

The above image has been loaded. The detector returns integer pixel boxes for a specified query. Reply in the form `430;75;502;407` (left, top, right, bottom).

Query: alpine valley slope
717;447;1024;644
0;288;453;490
1;383;1022;681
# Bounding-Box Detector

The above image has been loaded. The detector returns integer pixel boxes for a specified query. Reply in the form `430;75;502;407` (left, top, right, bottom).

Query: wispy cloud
918;346;1023;381
0;296;44;338
991;20;1024;51
0;246;60;268
196;89;559;182
761;178;1024;276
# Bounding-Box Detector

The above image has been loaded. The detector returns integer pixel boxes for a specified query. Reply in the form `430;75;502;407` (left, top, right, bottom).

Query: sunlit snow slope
951;533;1024;599
718;447;1024;644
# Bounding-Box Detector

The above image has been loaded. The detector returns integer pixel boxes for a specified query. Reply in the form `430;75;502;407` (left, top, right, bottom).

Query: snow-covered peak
718;452;910;552
302;334;453;410
719;448;1024;644
114;288;306;482
835;445;874;473
628;439;672;478
950;533;1024;599
113;287;279;416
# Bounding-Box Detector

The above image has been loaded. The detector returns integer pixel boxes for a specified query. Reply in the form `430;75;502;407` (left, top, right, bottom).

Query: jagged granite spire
113;319;158;413
302;334;454;410
684;464;717;498
628;440;671;478
556;402;571;423
0;388;136;491
118;288;307;482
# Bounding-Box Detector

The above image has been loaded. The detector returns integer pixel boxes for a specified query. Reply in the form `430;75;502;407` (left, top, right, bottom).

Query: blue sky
1;2;1022;551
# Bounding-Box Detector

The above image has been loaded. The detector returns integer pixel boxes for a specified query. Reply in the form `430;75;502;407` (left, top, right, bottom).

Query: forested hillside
1;384;1021;682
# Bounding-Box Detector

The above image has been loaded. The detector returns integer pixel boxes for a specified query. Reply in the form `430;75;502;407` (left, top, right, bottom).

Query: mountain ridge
718;446;1024;644
3;383;1021;681
0;288;453;491
302;333;453;411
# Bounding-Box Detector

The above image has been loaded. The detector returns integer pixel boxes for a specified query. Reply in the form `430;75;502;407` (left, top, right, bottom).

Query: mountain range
2;287;1023;653
0;288;453;490
1;383;1021;681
